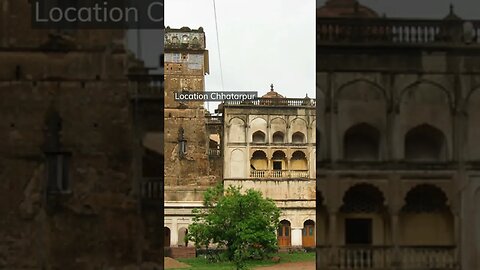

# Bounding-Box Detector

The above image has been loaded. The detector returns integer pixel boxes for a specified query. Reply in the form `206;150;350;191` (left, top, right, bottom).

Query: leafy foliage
187;184;280;269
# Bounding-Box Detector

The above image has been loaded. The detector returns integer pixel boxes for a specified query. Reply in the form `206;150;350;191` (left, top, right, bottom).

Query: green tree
187;184;280;269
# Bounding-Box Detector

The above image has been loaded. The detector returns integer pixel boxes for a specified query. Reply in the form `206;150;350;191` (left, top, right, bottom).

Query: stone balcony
317;245;457;269
128;73;163;100
140;177;163;202
250;169;309;178
223;98;316;107
317;17;480;48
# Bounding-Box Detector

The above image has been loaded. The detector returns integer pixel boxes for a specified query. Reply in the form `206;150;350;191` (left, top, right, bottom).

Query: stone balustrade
141;177;163;200
223;98;316;107
250;170;309;178
317;17;480;46
317;245;457;269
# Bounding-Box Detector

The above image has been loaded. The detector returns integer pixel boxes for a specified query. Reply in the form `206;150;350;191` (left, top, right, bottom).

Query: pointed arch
335;78;387;103
399;79;453;109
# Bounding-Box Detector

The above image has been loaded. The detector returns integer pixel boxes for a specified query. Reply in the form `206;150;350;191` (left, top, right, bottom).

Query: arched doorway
164;227;171;247
302;220;315;247
278;220;291;247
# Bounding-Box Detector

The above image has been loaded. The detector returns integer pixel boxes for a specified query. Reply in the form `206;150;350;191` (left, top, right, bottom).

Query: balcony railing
401;246;456;269
250;170;309;178
141;177;163;200
337;246;393;269
208;148;221;157
128;74;163;99
317;245;456;269
205;115;222;124
223;98;316;107
317;17;480;46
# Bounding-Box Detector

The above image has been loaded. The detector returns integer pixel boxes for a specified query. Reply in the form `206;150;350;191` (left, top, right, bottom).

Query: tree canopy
187;184;280;269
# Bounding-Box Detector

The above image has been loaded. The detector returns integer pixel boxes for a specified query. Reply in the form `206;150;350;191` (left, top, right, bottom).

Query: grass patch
172;251;315;270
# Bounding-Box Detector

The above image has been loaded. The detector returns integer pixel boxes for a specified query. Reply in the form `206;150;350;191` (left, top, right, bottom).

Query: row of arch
252;130;306;144
228;116;315;129
164;227;189;247
317;78;480;111
315;183;454;247
228;116;315;144
328;183;450;213
251;150;308;171
339;122;447;161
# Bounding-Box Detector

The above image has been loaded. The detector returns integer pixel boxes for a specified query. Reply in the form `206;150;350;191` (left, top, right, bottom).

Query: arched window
292;132;305;143
400;184;453;247
252;131;266;143
343;123;380;161
250;150;268;170
272;131;285;143
291;151;308;171
405;124;446;161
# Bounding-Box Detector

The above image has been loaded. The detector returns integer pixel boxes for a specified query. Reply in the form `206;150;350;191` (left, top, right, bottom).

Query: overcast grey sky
165;0;316;104
128;0;480;111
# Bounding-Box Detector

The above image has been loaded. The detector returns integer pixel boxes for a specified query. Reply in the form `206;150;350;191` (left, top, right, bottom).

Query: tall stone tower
164;27;214;201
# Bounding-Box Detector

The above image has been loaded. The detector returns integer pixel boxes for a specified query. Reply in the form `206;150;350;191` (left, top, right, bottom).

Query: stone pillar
291;228;303;247
454;214;461;267
286;152;291;172
328;211;338;267
391;213;400;269
171;218;179;246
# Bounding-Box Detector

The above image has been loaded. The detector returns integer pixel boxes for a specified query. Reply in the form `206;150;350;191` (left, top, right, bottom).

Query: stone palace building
0;1;165;269
316;0;480;269
163;27;317;251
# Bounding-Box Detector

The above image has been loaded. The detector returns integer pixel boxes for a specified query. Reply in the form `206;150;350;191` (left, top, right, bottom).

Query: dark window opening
46;152;71;194
178;127;187;158
344;123;380;161
345;218;372;245
273;161;282;170
405;124;445;162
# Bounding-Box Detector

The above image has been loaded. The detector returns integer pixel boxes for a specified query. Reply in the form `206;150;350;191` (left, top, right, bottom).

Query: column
391;213;400;269
454;214;461;267
328;211;338;267
291;228;303;247
171;218;179;246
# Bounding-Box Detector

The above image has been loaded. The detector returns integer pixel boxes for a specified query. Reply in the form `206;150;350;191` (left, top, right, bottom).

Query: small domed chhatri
261;84;285;99
317;0;378;18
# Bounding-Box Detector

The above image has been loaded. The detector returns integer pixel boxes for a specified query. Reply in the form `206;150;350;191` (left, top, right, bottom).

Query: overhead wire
212;0;225;113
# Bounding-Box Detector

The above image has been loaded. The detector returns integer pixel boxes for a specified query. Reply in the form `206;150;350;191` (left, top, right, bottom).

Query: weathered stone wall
164;108;212;188
316;42;480;264
164;28;221;204
0;1;149;269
